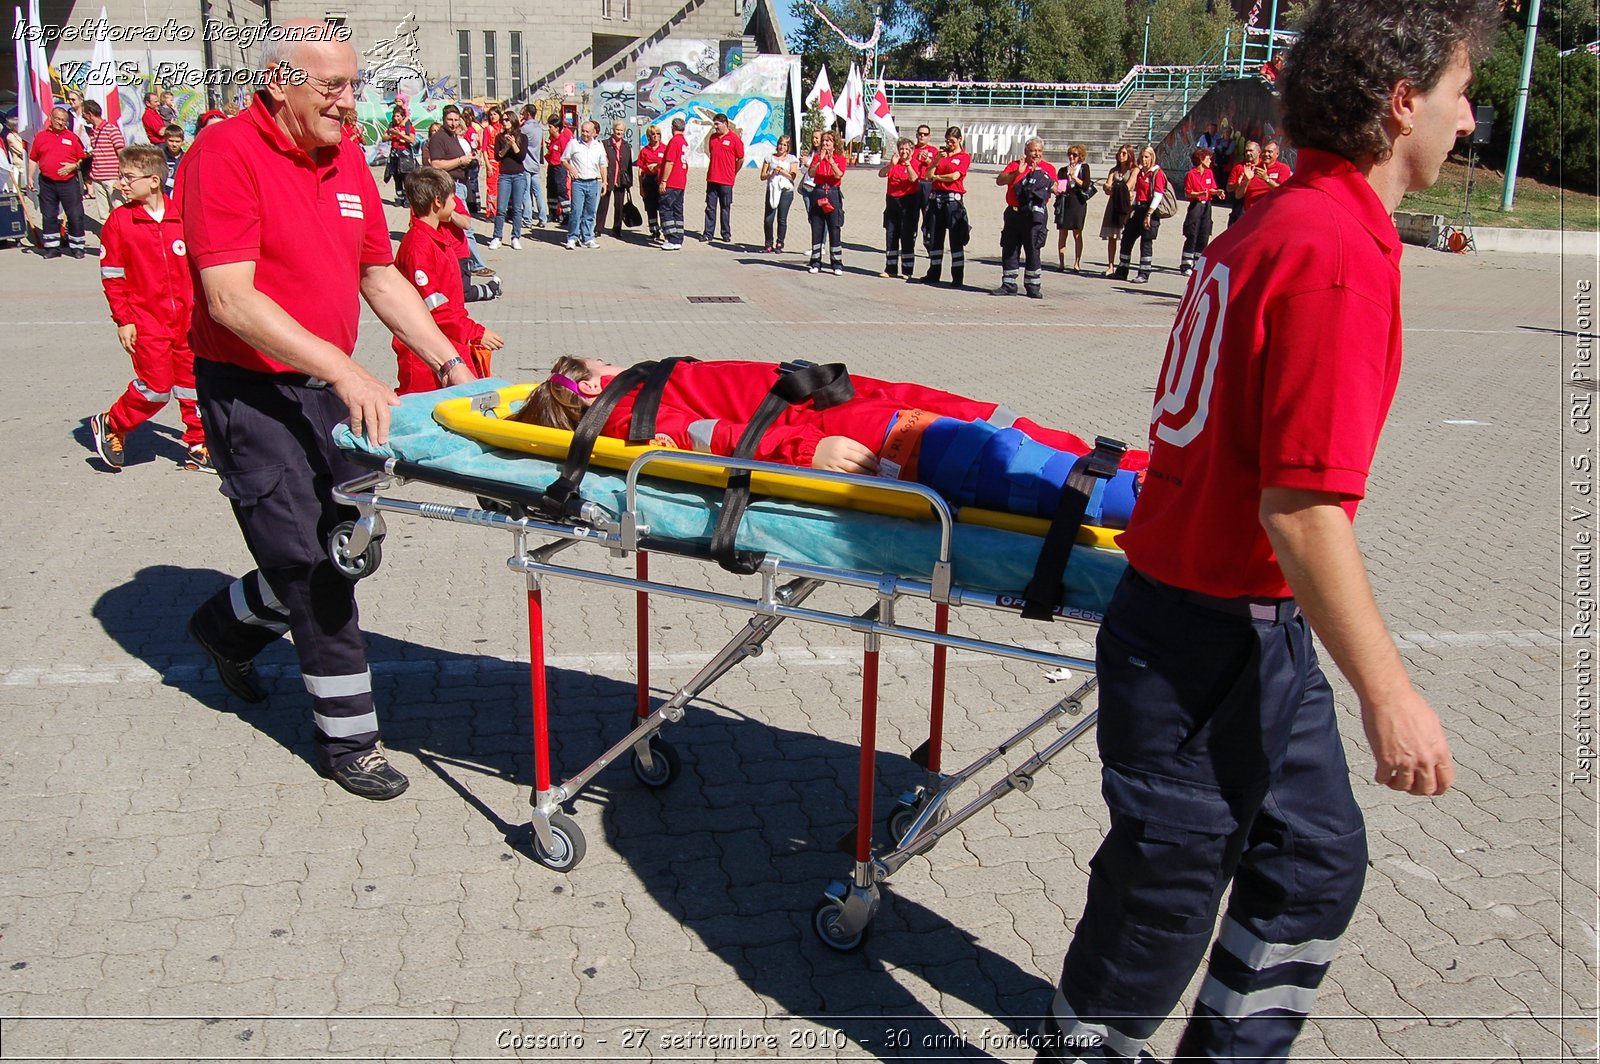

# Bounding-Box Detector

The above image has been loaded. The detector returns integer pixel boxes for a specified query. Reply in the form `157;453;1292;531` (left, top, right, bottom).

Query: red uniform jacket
99;196;193;335
393;217;485;394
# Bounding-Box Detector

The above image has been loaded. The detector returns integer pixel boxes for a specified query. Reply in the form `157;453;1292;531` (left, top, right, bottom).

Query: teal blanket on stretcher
334;380;1126;620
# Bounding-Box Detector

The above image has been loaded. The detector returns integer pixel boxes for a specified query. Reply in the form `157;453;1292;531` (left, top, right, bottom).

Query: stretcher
331;378;1120;950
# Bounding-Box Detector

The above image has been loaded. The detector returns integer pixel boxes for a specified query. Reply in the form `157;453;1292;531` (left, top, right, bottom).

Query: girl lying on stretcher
508;357;1149;528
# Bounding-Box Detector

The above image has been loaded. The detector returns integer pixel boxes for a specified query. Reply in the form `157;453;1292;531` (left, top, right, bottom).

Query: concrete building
7;0;784;111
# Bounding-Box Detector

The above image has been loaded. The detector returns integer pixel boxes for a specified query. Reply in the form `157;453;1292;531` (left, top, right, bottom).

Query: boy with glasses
89;144;209;473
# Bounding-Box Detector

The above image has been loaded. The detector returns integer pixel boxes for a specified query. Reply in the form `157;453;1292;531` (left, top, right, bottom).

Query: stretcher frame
332;446;1104;950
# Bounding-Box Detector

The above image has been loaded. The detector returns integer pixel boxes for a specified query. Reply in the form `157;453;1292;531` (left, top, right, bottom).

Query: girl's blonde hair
509;356;593;430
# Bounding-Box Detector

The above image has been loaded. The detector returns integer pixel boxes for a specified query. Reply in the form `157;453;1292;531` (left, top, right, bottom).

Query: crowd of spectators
4;85;1290;299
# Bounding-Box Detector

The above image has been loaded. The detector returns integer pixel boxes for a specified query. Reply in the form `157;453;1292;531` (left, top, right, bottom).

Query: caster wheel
327;521;383;580
888;804;922;846
630;736;681;789
531;811;586;872
888;801;946;847
811;897;869;953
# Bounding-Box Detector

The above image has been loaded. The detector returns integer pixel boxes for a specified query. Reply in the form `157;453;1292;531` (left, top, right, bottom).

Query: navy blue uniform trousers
1044;570;1367;1062
191;359;381;772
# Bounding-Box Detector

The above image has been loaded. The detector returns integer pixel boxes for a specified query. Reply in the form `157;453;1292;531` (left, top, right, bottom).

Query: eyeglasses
114;173;160;186
300;74;364;99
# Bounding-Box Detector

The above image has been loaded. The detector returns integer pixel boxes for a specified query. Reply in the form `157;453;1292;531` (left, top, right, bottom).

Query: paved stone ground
0;168;1594;1062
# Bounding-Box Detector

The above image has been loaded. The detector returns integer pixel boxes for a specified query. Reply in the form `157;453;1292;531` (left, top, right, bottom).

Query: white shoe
511;237;522;250
661;243;681;251
583;239;599;249
807;266;820;274
563;241;577;250
833;267;844;276
487;237;502;249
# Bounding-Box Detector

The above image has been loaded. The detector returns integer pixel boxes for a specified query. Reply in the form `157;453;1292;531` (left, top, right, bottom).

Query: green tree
1470;25;1598;193
1017;0;1130;82
788;0;909;83
1141;0;1238;66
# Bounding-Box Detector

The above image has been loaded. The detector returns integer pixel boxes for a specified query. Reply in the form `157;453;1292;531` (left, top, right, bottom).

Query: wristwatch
435;355;467;383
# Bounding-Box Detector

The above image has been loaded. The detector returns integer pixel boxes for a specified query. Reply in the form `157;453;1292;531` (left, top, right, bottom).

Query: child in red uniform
393;167;503;395
89;145;209;472
510;357;1148;528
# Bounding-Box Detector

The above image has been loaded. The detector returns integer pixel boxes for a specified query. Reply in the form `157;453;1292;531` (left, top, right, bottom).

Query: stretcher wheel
531;811;586;872
888;801;946;847
630;736;681;788
327;521;384;581
811;897;870;953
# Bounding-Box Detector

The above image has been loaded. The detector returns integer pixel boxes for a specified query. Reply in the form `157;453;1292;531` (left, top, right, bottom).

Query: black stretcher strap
538;357;694;520
708;362;854;574
1019;436;1126;622
627;355;697;443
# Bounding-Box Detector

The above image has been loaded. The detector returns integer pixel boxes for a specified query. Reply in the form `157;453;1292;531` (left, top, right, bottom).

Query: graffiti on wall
595;80;637;129
1157;78;1292;175
636;39;720;120
638;53;798;170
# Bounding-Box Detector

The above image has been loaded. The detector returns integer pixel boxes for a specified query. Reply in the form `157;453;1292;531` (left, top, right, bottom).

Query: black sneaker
187;614;269;703
323;747;409;800
41;246;61;259
90;411;125;469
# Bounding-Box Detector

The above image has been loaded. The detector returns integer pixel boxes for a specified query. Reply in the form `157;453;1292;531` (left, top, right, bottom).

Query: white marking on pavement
0;630;1557;688
0;641;1090;689
1441;419;1493;426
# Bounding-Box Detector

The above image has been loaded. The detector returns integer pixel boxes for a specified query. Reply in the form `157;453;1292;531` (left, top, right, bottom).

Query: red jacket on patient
597;361;1148;471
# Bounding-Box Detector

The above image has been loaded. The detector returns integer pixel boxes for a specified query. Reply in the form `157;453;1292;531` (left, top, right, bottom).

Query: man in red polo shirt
701;112;743;243
658;116;689;251
1227;140;1271;210
1262;139;1293;193
180;20;476;801
1035;1;1490;1060
140;91;165;144
25;106;88;258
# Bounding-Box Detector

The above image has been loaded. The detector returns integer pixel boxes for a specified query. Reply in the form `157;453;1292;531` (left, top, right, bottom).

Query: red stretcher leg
855;645;880;866
528;583;552;794
927;603;949;775
636;552;650;721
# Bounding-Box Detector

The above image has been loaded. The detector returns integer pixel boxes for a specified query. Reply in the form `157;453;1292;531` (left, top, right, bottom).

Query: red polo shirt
1001;160;1057;208
1122;148;1405;597
885;161;919;198
637;141;667;178
663;133;689;191
181;94;391;374
706;130;744;185
142;105;166;144
932;151;970;195
1185;165;1219;201
29;127;86;180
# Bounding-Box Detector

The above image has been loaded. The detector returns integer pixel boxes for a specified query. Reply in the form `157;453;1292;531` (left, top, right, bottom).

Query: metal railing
882;25;1299;118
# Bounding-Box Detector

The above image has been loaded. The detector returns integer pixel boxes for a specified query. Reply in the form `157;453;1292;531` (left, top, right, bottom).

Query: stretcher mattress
334;379;1127;619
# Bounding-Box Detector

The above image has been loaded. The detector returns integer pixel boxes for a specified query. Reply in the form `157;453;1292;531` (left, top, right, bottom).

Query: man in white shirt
562;120;607;249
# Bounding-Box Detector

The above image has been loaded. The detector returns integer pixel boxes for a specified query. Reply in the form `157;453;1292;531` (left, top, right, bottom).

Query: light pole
1501;0;1542;211
1142;12;1152;67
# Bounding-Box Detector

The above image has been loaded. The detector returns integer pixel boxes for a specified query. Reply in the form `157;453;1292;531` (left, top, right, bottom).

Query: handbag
1074;163;1097;202
622;192;643;228
1151;170;1176;219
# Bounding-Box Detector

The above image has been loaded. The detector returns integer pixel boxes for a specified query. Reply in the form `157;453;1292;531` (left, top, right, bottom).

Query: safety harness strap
627;356;698;443
1019;436;1126;621
708;361;854;573
540;358;686;519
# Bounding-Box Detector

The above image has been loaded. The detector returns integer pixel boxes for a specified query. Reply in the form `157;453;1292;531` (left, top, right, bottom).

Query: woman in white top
760;134;799;252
